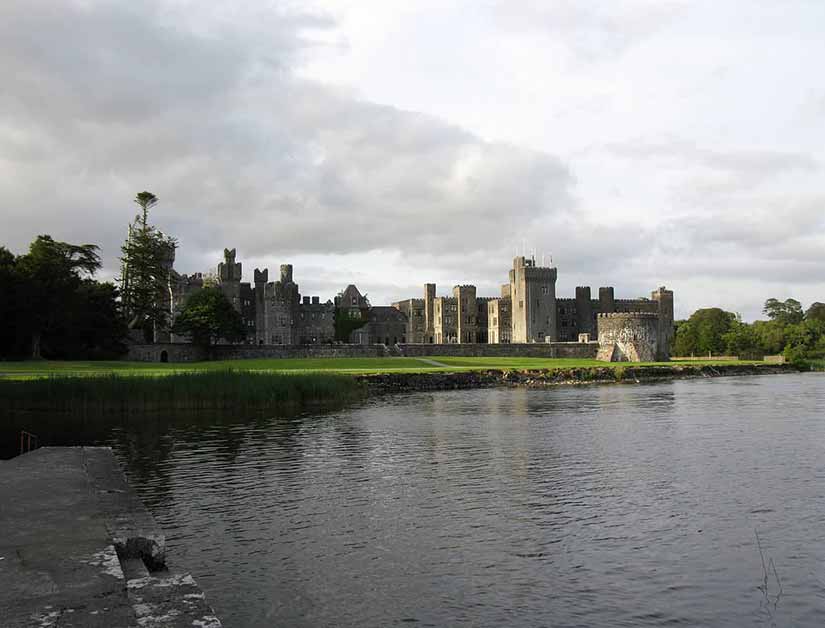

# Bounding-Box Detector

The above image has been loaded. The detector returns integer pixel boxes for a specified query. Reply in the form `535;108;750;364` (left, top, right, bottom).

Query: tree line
0;192;243;359
673;298;825;363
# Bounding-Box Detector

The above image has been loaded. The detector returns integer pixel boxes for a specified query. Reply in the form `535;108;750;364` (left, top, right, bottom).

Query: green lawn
0;355;755;380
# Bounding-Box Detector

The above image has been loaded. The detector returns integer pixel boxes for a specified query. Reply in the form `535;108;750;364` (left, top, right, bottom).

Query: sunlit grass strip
0;370;365;413
0;356;763;380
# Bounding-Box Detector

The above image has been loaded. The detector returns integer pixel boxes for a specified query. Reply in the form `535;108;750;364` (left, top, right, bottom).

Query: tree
119;192;177;342
672;308;736;356
171;287;245;350
56;281;128;359
722;317;761;359
0;246;24;357
805;302;825;322
763;298;804;326
16;235;102;358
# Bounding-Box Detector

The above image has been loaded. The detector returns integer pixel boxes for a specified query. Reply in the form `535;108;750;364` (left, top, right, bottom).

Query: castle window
542;286;549;295
351;296;357;305
519;301;523;309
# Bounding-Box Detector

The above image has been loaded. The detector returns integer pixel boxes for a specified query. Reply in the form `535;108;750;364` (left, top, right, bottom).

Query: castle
393;255;673;359
160;249;674;360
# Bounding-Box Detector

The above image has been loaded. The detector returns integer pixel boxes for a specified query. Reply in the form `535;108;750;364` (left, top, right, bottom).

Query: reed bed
0;370;366;413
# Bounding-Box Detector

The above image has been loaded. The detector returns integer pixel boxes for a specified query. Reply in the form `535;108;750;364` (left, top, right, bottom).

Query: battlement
597;311;659;319
523;266;557;279
253;268;268;284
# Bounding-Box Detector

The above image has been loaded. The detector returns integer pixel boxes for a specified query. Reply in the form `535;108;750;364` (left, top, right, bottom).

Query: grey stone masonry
596;312;660;362
0;447;221;627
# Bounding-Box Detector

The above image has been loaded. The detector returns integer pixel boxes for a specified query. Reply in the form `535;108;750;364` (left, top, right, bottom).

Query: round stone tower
596;312;659;362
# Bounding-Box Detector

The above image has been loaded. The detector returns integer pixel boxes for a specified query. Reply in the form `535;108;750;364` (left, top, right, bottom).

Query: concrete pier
0;447;221;627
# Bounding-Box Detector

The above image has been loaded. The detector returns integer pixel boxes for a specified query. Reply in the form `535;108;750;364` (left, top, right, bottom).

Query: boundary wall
398;342;599;359
126;342;600;362
126;343;389;362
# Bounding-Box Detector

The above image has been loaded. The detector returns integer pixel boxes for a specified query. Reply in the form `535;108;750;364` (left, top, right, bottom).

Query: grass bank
0;356;755;380
0;370;365;413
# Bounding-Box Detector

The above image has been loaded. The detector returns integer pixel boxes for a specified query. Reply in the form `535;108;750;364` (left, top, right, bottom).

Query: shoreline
0;363;805;416
355;363;802;395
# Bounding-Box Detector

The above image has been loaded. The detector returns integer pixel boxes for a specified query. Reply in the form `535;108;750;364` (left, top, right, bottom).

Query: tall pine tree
119;192;177;342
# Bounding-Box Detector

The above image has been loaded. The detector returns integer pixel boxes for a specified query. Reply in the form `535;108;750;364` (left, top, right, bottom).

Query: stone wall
126;343;391;362
210;344;387;360
126;343;208;362
398;342;598;359
596;312;659;362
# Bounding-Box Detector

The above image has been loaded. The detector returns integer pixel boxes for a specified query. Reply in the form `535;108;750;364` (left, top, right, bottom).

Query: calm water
10;374;825;626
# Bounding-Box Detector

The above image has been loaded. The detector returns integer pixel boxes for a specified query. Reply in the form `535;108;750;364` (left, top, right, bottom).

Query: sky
2;0;824;320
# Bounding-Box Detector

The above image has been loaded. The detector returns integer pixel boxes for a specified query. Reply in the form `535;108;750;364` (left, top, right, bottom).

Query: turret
575;286;593;336
424;283;436;343
598;287;615;313
651;286;674;360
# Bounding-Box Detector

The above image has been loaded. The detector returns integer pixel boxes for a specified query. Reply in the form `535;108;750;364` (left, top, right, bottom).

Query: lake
13;373;825;626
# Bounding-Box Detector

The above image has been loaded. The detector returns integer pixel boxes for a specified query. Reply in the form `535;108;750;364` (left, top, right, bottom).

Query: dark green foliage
0;371;364;413
119;192;177;341
673;308;736;356
805;302;825;322
675;297;825;364
334;308;368;342
171;287;245;349
0;237;126;359
721;318;761;359
0;246;24;357
763;298;804;325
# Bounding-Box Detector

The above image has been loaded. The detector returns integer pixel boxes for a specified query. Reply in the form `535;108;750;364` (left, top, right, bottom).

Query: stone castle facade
162;249;673;358
393;256;674;359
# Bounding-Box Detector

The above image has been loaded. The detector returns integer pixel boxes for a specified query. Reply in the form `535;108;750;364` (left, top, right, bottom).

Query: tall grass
0;370;365;413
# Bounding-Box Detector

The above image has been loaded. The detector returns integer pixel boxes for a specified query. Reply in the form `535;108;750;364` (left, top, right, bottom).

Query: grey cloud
1;0;585;287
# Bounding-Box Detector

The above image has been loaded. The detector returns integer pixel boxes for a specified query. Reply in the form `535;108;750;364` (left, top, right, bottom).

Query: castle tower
509;256;557;343
651;286;674;360
598;287;615;313
263;264;300;345
424;283;436;343
218;248;243;312
453;285;477;343
575;286;593;337
254;268;268;344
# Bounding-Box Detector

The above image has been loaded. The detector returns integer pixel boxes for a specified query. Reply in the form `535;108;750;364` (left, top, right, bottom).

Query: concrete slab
0;447;221;627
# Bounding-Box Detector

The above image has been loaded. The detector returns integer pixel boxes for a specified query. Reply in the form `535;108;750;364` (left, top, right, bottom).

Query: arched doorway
160;350;168;363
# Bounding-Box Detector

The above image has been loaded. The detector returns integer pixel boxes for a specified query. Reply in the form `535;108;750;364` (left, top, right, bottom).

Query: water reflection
6;375;825;627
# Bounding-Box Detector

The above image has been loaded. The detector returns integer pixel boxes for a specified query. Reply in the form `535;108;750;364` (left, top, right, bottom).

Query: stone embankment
356;363;799;394
0;447;221;627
